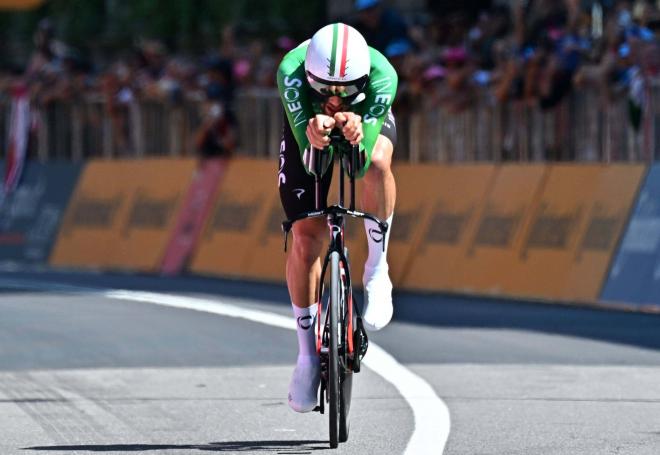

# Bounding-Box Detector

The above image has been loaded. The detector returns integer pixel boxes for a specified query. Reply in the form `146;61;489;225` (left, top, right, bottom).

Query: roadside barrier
243;195;287;282
558;164;645;301
35;156;650;308
161;159;227;275
388;163;448;286
401;163;645;302
401;164;497;291
446;164;549;295
602;165;659;308
190;157;276;279
50;158;196;271
0;160;82;265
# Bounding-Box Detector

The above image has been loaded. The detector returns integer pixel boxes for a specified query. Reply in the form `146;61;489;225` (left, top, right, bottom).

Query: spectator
193;85;237;159
352;0;410;54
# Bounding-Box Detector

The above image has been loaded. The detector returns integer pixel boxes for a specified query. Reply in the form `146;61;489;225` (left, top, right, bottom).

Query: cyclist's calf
362;135;395;220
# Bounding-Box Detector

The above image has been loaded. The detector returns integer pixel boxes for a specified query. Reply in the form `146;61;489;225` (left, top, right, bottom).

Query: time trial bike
282;129;389;448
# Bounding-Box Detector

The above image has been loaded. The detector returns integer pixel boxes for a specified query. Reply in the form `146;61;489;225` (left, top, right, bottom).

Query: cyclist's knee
291;220;325;264
365;135;393;182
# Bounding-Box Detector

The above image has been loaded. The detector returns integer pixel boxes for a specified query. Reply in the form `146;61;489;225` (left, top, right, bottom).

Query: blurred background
2;0;660;165
3;6;660;455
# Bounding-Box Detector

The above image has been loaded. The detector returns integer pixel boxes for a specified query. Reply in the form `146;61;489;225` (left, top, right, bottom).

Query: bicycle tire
328;251;341;448
339;255;353;443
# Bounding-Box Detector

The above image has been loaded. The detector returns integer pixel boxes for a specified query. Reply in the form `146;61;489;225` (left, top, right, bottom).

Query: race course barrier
389;163;470;286
401;164;497;291
161;159;228;275
602;165;660;308
436;164;549;295
50;158;196;272
190;157;278;279
35;156;651;309
402;163;645;303
0;160;82;265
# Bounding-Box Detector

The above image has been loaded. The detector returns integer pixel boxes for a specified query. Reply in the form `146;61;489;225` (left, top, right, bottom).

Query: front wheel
339;257;353;443
328;251;341;448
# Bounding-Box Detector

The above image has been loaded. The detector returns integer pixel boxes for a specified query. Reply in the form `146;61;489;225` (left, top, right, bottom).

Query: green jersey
276;41;398;177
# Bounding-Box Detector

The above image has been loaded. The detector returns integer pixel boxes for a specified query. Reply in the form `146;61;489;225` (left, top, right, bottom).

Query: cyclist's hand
306;115;335;149
334;112;363;145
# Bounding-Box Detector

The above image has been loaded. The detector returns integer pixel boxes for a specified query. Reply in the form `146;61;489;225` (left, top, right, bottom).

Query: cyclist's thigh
378;108;397;149
278;117;333;220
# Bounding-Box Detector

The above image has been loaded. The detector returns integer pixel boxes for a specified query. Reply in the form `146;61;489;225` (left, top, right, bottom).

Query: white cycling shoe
288;356;320;413
362;265;393;331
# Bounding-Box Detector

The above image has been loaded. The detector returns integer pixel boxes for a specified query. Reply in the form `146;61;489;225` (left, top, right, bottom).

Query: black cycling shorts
278;110;397;220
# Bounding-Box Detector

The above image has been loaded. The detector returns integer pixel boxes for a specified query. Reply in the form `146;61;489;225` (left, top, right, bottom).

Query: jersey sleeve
276;44;314;156
357;48;398;172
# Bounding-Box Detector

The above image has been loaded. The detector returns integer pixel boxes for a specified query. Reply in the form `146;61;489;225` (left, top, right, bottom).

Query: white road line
0;278;451;453
103;290;451;454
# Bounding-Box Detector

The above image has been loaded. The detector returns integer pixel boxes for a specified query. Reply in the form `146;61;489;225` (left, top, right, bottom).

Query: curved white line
103;289;451;454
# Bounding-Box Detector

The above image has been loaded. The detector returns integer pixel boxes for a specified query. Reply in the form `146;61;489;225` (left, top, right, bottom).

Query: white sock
364;213;393;273
292;304;318;360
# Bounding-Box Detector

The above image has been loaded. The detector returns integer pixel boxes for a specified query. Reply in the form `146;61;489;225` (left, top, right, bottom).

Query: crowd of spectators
2;0;660;157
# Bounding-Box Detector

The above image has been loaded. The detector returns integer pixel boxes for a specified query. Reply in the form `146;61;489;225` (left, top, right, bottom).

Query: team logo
278;139;286;187
297;315;313;330
293;188;305;199
368;227;384;243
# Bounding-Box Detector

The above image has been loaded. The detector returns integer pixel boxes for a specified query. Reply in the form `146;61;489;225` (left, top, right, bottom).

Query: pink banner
160;158;226;275
4;84;30;193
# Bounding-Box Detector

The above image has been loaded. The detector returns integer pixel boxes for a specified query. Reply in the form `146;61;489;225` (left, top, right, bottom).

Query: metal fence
1;83;659;162
404;86;659;163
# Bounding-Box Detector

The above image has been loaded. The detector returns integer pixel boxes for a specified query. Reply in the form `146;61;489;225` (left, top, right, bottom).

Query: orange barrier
50;158;196;271
401;164;497;291
506;164;644;301
243;195;287;282
401;163;645;302
457;164;549;294
388;163;444;286
559;164;645;300
51;158;645;305
190;158;276;278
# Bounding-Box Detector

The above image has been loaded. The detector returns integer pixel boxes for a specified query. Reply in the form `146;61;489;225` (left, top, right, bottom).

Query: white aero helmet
305;23;370;99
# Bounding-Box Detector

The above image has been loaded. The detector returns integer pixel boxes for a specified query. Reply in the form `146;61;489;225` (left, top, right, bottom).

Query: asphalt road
1;269;660;454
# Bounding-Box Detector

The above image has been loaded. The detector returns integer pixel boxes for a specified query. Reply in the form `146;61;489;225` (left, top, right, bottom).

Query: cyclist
276;23;398;413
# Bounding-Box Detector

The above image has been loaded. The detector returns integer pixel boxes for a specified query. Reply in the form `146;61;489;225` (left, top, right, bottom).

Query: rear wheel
328;252;341;448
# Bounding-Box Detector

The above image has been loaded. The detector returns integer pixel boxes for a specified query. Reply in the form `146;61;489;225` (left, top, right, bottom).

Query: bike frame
282;134;387;358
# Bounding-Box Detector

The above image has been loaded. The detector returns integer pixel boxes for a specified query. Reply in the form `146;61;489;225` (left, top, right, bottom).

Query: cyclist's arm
356;48;398;176
276;42;315;157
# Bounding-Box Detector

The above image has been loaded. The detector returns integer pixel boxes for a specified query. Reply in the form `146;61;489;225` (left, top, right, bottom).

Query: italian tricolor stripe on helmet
328;23;350;78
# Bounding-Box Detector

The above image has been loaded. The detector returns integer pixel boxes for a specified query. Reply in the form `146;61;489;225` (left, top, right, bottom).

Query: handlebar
282;205;389;253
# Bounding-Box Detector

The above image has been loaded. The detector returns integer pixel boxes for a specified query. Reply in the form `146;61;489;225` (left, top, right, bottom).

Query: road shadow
23;439;328;452
391;289;660;352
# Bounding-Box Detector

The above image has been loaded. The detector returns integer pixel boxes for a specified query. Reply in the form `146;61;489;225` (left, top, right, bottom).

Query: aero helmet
305;23;370;99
